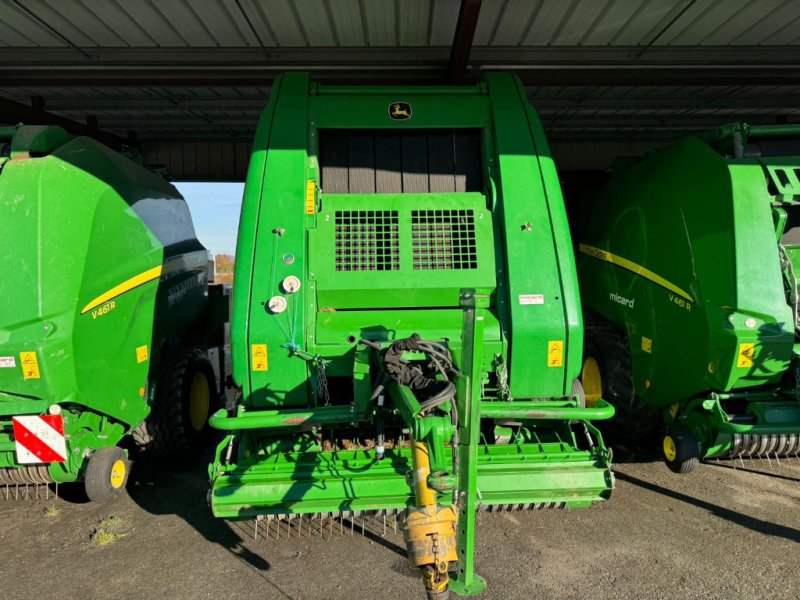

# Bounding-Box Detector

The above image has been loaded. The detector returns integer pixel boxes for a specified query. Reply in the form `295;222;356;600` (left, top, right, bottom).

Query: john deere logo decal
388;102;412;121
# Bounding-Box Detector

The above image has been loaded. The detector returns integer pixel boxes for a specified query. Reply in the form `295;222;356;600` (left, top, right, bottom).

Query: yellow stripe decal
579;243;693;302
80;265;162;314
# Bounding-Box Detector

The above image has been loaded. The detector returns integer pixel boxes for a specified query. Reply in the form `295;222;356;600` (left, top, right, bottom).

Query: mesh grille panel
411;210;477;270
335;210;399;271
320;129;482;194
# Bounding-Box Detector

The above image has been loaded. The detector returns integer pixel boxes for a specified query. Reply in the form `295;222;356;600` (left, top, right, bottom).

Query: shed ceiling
1;0;799;170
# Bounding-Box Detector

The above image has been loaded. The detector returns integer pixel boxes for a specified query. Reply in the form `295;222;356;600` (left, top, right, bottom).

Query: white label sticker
519;294;544;305
0;357;16;368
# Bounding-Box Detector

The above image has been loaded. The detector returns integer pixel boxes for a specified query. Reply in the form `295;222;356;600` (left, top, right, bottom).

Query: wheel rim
581;356;602;407
663;435;677;462
109;459;126;489
189;372;211;432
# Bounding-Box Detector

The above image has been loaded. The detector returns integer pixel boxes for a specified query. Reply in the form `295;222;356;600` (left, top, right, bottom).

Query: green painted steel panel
0;126;219;482
310;194;496;309
238;74;312;408
580;134;794;407
485;74;581;398
578;123;800;459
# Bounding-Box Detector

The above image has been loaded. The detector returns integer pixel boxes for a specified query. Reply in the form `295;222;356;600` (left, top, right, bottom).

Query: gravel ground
1;454;798;600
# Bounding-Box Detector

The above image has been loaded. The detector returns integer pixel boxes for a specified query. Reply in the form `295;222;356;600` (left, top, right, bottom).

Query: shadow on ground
126;454;271;572
704;460;800;483
615;470;800;544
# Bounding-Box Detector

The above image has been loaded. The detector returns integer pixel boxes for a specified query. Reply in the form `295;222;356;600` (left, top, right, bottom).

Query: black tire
662;424;700;474
583;316;661;446
133;347;219;457
85;446;129;503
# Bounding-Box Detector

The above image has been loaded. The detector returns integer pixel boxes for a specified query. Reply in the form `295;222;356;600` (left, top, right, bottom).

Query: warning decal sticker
252;344;268;371
136;345;149;364
306;180;316;215
737;343;755;368
20;352;40;380
548;341;564;368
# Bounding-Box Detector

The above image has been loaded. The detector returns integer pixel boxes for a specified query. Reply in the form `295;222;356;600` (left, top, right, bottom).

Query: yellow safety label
252;344;268;371
737;343;754;368
547;341;563;368
305;181;316;215
20;352;40;380
641;336;652;354
136;345;149;364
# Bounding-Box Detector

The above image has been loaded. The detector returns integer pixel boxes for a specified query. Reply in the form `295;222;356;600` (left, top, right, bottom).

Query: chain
281;346;331;406
317;358;331;406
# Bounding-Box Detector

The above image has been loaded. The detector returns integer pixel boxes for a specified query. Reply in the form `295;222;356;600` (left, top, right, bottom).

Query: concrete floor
1;455;798;600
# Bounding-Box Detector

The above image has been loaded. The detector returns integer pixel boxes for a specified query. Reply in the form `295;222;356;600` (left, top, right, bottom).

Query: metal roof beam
3;46;799;66
66;115;258;126
29;94;800;112
132;130;691;144
470;46;800;65
3;67;795;87
542;115;797;129
499;68;800;86
0;95;128;148
529;95;800;110
1;46;799;86
82;112;796;128
0;46;449;67
446;0;482;84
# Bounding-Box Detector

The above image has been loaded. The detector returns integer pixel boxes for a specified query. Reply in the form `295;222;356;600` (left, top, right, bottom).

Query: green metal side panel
0;137;196;425
485;74;579;398
520;90;584;391
579;135;794;409
237;74;312;408
230;78;281;391
313;309;502;346
309;88;489;129
0;129;212;480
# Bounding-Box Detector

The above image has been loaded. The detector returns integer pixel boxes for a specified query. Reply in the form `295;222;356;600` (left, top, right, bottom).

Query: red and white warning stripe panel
11;415;67;464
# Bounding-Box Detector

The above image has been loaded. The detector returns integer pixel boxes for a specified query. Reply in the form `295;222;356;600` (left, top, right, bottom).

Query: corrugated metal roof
2;0;799;48
1;0;799;167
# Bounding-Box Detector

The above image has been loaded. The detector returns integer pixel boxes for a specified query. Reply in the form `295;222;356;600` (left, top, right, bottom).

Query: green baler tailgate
309;193;496;309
